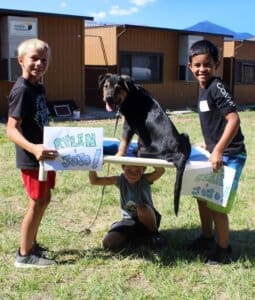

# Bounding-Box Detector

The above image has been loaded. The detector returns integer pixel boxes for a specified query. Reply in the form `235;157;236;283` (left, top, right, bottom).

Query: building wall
224;40;255;60
84;25;225;109
85;26;117;65
38;16;85;111
117;28;224;109
224;40;255;105
0;14;86;117
234;85;255;105
224;41;235;57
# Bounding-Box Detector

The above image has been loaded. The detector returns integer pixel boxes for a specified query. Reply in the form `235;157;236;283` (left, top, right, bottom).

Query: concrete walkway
81;106;116;120
51;106;116;122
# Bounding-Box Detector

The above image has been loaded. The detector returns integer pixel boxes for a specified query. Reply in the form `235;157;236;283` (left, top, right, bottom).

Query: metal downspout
116;26;128;72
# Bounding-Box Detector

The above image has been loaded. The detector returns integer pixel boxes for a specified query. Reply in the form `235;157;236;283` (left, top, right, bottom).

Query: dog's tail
173;134;191;216
174;162;186;216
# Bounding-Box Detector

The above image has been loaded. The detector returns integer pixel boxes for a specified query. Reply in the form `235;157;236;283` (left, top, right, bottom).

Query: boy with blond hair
7;38;58;268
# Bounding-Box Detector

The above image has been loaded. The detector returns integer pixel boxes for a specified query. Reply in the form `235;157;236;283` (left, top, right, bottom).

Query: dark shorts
21;169;56;200
108;209;161;239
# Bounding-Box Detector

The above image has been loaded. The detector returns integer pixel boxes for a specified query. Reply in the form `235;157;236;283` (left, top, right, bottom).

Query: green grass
0;112;255;299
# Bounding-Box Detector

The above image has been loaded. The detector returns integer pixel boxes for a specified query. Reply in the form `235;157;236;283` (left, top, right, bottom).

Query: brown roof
86;23;233;38
0;8;93;20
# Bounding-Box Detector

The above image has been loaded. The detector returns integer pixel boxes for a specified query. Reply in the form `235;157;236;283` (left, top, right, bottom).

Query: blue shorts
206;153;246;213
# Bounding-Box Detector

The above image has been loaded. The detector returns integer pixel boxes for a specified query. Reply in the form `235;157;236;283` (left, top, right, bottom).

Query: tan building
0;8;93;118
85;24;227;109
224;40;255;106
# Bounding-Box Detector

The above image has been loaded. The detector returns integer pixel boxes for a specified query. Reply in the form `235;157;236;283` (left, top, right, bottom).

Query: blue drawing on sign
191;186;223;204
61;153;91;168
92;149;102;169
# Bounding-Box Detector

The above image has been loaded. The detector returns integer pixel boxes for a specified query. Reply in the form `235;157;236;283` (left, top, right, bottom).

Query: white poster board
43;127;103;171
181;147;236;207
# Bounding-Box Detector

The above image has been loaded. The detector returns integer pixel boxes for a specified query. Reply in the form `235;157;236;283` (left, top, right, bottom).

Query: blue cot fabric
103;139;138;157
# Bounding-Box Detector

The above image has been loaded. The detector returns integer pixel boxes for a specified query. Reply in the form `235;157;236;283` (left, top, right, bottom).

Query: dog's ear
98;73;111;88
120;74;132;82
119;75;133;91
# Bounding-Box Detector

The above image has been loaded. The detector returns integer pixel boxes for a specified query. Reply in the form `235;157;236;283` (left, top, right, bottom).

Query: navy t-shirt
198;77;246;155
8;77;49;169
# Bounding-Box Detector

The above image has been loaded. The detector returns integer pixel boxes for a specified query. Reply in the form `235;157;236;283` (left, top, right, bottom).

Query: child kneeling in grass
89;165;165;251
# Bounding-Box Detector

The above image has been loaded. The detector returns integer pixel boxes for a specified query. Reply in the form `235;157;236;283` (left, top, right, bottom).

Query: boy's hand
32;144;58;161
209;150;223;172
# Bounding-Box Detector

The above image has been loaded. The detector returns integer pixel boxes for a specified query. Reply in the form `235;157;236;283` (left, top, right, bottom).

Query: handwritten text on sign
43;127;103;171
181;147;236;207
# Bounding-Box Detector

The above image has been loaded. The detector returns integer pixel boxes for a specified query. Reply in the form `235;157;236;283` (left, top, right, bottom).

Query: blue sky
0;0;254;34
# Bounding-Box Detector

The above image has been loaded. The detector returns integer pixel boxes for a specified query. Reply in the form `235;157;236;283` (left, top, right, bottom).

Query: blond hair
17;38;51;58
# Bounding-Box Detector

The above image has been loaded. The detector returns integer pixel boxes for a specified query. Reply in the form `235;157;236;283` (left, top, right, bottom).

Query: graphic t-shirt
116;174;154;219
198;77;246;155
8;77;49;169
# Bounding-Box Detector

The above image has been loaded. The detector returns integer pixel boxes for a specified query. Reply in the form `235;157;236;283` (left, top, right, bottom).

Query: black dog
98;73;191;215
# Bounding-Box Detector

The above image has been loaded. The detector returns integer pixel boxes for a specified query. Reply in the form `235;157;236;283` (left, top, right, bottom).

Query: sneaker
186;235;215;253
205;244;232;265
14;250;55;268
150;232;166;250
33;243;49;257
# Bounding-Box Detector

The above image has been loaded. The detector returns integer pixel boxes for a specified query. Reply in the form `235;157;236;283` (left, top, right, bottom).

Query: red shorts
21;169;56;200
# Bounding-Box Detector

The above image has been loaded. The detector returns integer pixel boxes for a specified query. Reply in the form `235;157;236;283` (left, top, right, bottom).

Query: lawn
0;111;255;299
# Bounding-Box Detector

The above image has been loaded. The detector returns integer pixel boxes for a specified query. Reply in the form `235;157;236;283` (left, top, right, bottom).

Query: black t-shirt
198;77;246;155
8;77;49;169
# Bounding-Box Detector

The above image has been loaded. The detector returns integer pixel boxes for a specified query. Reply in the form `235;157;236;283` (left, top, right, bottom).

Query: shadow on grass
52;248;89;265
52;227;255;266
155;227;255;266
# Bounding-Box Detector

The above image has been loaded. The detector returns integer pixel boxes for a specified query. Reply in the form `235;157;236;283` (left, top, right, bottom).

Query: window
178;35;203;81
235;60;255;84
119;52;163;83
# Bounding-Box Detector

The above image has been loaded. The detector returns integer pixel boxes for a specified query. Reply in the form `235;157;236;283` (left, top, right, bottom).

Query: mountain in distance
185;20;253;40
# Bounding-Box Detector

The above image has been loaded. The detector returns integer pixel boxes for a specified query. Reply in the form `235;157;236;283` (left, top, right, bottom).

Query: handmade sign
42;126;103;172
40;133;236;208
181;146;236;207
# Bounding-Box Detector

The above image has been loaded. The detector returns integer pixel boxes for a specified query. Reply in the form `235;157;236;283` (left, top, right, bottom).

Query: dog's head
98;73;133;112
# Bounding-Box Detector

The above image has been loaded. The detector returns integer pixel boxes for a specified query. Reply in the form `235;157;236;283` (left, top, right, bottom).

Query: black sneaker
14;250;55;268
186;235;215;253
205;244;232;265
150;232;166;250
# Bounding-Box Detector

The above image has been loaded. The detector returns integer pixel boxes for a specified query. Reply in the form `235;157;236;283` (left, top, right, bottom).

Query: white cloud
92;11;107;20
109;5;139;16
90;0;155;21
60;1;67;8
129;0;155;6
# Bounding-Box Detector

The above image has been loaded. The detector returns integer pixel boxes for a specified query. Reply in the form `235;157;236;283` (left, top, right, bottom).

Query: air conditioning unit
1;16;38;81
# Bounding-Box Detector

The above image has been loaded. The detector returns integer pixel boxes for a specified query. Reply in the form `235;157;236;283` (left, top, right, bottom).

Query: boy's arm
89;171;118;185
144;167;165;184
210;112;240;171
6;116;58;161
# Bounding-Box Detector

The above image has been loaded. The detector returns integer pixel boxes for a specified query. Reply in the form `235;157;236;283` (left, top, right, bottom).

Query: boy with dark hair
188;39;246;264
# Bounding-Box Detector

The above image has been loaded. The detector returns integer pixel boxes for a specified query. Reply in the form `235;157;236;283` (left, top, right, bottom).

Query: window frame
235;60;255;84
119;51;163;83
